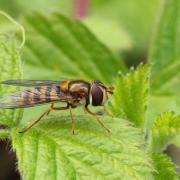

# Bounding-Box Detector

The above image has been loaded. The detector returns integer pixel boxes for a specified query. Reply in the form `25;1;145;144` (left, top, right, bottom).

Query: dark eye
91;84;103;106
93;80;105;88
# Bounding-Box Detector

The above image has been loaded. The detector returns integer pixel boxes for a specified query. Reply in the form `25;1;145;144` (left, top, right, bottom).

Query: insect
0;80;114;134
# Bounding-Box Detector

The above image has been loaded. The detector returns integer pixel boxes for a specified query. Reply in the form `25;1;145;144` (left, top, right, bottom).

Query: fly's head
89;80;114;106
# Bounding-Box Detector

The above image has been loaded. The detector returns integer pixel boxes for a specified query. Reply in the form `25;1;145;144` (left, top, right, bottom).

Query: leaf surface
110;64;150;127
152;153;179;180
12;116;153;180
0;35;23;126
151;112;180;152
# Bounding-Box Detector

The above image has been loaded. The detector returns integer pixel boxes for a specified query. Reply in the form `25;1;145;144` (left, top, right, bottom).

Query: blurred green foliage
151;112;180;153
0;0;161;64
21;13;126;83
91;0;161;61
147;0;180;128
0;0;72;17
83;17;132;52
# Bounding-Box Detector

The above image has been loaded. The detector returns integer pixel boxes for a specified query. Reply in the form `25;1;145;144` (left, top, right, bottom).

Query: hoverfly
0;80;114;134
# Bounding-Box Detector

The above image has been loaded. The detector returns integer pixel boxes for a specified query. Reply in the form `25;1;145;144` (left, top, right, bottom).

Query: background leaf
12;116;153;180
0;0;72;18
171;135;180;148
110;64;150;128
83;17;132;52
149;0;180;94
0;0;160;56
21;13;126;84
91;0;161;64
147;95;180;129
147;0;180;125
152;153;179;180
151;112;180;153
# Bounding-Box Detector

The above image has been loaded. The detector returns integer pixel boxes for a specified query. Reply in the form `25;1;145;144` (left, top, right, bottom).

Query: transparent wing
1;80;68;87
0;86;77;109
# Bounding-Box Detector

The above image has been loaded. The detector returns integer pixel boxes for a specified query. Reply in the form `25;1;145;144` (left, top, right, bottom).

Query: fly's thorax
89;80;108;106
68;80;90;105
68;80;90;94
72;97;86;106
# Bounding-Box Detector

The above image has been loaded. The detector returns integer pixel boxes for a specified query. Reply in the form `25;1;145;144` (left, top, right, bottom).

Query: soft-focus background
0;0;161;65
0;0;179;179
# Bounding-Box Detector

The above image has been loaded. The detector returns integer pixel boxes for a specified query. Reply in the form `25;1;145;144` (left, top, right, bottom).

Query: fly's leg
19;104;70;133
51;104;77;135
46;103;54;116
84;105;111;133
69;105;76;135
104;105;114;118
19;109;51;133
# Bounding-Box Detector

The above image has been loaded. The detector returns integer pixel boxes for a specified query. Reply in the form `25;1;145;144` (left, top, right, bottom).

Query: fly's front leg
84;105;111;133
104;105;114;118
46;103;54;116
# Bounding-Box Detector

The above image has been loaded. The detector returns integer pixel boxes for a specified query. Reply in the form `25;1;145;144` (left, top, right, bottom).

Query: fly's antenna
106;87;114;94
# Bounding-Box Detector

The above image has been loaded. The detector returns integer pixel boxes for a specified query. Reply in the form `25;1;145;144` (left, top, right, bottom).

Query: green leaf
22;13;127;84
12;116;153;180
146;0;180;126
110;64;150;127
0;35;23;126
0;0;72;18
147;95;179;129
172;134;180;148
92;0;161;52
152;153;179;180
83;17;132;52
0;129;10;139
149;0;180;95
151;112;180;153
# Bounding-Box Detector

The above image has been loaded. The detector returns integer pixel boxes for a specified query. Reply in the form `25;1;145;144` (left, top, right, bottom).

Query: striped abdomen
7;85;65;108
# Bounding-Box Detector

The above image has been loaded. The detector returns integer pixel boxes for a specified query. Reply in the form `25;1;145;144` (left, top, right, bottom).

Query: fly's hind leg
84;105;111;133
19;103;70;133
46;103;54;116
19;109;51;133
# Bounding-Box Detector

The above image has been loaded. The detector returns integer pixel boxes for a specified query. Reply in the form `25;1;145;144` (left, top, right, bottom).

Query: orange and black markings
59;81;70;92
15;85;65;107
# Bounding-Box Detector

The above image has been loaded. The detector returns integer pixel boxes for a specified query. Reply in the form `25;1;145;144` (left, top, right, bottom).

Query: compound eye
91;84;103;106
